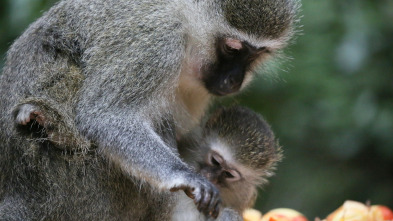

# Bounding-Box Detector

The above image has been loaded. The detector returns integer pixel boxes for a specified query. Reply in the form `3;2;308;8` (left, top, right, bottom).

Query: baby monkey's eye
224;171;234;178
211;156;219;166
223;169;241;182
209;152;224;166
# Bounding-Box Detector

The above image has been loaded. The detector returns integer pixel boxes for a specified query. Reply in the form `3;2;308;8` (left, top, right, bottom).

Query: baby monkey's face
197;142;259;211
198;147;242;188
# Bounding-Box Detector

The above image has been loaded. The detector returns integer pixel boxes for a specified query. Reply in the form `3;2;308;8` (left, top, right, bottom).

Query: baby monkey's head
199;106;282;211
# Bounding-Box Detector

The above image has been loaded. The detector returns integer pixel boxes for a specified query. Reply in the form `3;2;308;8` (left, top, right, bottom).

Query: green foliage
0;0;392;219
237;0;393;218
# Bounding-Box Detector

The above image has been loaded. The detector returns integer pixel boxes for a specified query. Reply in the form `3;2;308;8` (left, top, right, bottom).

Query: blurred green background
1;0;392;219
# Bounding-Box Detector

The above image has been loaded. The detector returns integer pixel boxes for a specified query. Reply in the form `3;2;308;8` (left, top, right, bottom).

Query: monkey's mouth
210;90;232;96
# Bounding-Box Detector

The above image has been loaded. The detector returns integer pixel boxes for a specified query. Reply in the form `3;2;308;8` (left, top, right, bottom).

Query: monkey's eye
223;169;241;182
223;44;240;54
224;171;234;178
222;38;242;55
209;152;224;167
211;157;220;166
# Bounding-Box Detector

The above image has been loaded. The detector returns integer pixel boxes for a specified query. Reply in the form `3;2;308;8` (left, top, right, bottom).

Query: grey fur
7;98;173;221
222;0;301;39
204;106;282;170
0;0;298;220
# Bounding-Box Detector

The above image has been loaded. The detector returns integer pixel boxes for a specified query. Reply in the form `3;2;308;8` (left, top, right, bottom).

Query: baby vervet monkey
174;106;282;221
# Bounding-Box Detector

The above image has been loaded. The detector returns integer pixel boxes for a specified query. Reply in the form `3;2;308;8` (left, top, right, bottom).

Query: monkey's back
0;0;184;118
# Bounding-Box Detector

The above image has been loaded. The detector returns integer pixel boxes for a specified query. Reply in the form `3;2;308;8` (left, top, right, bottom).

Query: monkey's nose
217;77;242;95
224;77;242;90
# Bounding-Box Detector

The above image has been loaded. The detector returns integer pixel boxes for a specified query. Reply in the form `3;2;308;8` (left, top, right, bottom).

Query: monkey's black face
202;38;267;96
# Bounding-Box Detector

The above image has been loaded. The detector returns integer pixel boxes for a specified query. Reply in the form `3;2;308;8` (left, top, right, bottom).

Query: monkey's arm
76;108;220;217
71;3;221;215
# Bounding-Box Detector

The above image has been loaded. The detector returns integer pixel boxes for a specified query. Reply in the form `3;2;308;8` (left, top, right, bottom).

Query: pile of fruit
243;200;393;221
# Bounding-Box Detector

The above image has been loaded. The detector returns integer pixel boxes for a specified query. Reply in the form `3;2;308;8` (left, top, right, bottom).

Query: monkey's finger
206;187;220;218
170;185;190;193
199;187;212;214
193;188;202;208
184;189;195;199
212;198;221;219
197;189;206;212
207;190;220;218
170;186;182;192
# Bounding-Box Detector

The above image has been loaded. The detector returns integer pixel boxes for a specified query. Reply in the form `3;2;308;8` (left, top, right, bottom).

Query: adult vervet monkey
0;0;300;219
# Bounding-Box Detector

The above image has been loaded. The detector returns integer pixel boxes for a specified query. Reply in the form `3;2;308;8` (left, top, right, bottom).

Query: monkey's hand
170;174;221;219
